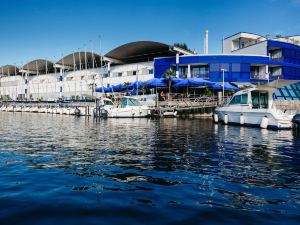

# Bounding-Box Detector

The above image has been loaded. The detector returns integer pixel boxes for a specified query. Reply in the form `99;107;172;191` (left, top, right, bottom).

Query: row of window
111;69;154;78
269;48;300;65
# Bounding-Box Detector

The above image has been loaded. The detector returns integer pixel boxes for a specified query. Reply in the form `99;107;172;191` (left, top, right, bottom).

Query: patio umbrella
144;78;167;88
211;83;240;91
95;86;107;92
111;83;124;92
172;78;216;88
123;81;143;90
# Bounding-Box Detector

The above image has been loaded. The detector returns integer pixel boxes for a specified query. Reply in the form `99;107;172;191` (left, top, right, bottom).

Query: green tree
163;68;175;93
174;43;193;53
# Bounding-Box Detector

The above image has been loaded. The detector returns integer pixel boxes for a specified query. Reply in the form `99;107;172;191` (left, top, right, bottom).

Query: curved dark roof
0;65;19;76
105;41;175;64
22;59;54;74
56;52;103;70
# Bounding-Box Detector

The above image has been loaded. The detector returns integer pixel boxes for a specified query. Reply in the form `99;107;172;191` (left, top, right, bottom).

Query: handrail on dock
158;95;220;111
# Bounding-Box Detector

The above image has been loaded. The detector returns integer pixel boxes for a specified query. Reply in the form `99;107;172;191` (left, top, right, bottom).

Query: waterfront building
0;42;187;100
1;32;300;101
154;32;300;100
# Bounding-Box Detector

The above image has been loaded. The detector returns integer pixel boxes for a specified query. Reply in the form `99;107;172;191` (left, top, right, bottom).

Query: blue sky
0;0;300;66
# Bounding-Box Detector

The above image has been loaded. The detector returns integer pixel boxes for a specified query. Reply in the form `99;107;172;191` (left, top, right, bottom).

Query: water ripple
0;112;300;225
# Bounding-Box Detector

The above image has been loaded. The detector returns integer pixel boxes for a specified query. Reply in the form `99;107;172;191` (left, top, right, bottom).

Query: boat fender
213;114;219;123
75;107;81;116
292;114;300;130
240;113;245;125
260;116;269;129
224;114;228;124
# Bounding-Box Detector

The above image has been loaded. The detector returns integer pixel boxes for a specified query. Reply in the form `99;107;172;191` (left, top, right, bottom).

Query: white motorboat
102;97;150;118
14;106;23;112
63;107;76;115
39;107;47;113
23;106;31;112
7;106;14;112
30;107;39;113
47;107;53;114
0;105;7;111
214;86;296;129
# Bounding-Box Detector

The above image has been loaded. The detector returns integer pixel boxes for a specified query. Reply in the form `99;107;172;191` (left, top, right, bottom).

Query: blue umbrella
95;86;107;92
162;76;184;83
144;78;167;88
130;89;147;95
123;81;143;90
172;78;216;88
224;83;240;91
104;87;114;93
211;83;240;91
111;83;124;92
210;83;223;89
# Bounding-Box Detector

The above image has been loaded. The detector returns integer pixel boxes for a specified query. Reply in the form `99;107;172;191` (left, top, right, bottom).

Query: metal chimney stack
204;30;208;54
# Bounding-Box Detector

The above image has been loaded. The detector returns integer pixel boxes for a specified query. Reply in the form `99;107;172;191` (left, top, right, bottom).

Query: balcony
250;73;269;80
192;72;209;79
250;73;283;81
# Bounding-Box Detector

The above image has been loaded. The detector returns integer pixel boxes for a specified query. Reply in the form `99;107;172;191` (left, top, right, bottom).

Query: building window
118;72;122;77
179;66;188;78
133;71;137;75
270;49;282;59
210;63;219;72
148;69;154;74
220;63;230;71
192;66;209;78
270;67;282;76
232;63;241;72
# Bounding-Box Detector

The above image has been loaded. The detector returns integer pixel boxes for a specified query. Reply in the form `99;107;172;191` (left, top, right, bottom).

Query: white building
0;41;189;101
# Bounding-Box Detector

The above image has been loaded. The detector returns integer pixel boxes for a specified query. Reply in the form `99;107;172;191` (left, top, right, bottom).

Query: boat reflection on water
0;112;300;225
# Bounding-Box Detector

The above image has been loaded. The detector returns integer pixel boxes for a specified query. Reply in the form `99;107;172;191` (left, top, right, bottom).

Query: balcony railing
191;72;209;79
250;73;269;80
250;73;283;80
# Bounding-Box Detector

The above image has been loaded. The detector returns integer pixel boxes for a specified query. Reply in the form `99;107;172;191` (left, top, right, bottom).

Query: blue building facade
154;38;300;100
267;40;300;80
155;39;300;82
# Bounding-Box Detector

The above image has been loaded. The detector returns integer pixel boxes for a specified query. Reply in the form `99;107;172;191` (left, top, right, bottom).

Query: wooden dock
152;95;222;117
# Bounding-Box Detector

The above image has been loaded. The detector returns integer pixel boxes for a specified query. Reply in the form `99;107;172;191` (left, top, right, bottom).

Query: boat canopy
120;97;141;108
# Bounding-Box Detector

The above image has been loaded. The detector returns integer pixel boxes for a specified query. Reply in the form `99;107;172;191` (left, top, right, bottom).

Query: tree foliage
163;68;175;78
174;43;192;52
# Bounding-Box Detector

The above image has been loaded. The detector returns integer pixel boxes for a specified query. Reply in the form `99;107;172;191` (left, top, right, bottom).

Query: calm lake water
0;112;300;225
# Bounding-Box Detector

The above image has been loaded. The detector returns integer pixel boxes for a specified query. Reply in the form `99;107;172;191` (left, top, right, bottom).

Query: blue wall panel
154;47;300;82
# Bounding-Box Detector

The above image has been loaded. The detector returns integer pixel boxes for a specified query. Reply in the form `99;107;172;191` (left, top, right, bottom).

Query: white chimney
204;30;208;54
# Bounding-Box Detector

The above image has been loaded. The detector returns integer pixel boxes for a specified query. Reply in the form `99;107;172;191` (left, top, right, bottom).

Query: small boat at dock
99;97;150;118
214;83;299;129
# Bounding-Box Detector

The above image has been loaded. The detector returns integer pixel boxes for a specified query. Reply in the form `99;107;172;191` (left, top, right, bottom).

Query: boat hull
104;106;150;118
215;108;293;129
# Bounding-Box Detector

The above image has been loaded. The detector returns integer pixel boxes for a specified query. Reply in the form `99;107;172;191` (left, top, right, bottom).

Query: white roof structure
0;65;19;76
21;59;54;74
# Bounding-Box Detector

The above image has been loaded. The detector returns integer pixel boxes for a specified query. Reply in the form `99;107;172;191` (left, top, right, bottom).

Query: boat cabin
120;97;142;108
228;89;270;109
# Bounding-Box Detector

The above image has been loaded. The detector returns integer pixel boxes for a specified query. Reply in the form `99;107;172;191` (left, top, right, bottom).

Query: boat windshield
120;98;141;108
229;93;248;105
100;99;114;106
104;100;114;106
251;91;269;109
